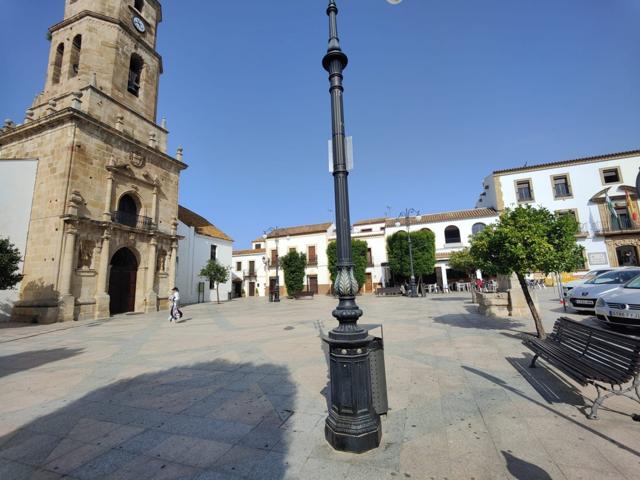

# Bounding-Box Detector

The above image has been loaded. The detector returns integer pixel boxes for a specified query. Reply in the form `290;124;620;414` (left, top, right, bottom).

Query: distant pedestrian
475;278;484;291
168;287;182;323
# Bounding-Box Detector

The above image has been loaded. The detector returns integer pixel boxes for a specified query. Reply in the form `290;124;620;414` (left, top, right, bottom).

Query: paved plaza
0;290;639;479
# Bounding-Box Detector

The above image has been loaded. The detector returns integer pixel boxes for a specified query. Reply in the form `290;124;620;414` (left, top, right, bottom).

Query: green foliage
469;205;583;276
0;238;23;290
199;259;230;304
280;251;307;297
386;229;436;281
327;239;368;292
447;248;479;276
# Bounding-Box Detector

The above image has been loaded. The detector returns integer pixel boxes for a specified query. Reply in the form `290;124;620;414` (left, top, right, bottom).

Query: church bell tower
0;0;187;323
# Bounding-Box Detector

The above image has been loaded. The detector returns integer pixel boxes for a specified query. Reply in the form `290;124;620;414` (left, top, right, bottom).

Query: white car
562;268;613;298
568;268;640;312
595;275;640;329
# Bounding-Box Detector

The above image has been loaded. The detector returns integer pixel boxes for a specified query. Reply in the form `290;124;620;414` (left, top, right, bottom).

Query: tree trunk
216;284;220;304
516;272;546;339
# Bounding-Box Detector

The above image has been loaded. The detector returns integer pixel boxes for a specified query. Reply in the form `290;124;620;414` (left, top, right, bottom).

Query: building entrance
108;248;138;314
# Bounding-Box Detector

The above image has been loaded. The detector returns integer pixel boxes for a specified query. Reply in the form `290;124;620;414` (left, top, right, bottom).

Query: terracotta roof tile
266;222;332;238
353;217;387;226
385;208;498;228
178;205;233;242
233;248;266;256
492;149;640;175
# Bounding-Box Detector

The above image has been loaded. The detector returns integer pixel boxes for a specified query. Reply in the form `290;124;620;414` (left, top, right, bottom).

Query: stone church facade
0;0;186;323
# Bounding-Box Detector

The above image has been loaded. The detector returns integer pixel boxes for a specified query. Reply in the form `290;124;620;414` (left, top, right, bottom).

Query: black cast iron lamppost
395;208;421;297
263;227;280;302
322;0;399;453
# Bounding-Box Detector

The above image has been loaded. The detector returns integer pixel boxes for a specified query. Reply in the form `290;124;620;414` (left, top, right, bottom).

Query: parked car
562;268;613;298
595;275;640;329
568;267;640;312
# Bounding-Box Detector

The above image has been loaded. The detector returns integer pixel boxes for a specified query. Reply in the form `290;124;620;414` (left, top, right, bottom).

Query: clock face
133;16;146;33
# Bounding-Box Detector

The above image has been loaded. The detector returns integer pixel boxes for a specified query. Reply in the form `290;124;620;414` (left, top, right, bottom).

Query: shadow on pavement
462;365;640;459
502;451;552;480
433;313;527;331
0;360;296;479
0;348;84;379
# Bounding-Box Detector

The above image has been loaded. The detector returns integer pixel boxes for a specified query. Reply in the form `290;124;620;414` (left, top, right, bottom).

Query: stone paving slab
1;290;639;479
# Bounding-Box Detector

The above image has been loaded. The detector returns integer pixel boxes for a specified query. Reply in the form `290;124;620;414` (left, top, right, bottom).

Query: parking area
0;289;639;479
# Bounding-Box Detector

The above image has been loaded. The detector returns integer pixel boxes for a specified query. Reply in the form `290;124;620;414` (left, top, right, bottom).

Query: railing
244;269;257;278
308;256;318;266
112;211;155;231
592;219;640;235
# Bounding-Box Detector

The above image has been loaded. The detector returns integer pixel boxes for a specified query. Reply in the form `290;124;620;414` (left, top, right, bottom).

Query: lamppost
263;227;280;302
322;0;399;453
395;208;421;297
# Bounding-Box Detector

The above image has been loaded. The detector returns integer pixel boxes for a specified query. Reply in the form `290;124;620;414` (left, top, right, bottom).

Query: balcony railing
307;256;318;266
591;219;640;235
243;269;257;278
112;211;155;231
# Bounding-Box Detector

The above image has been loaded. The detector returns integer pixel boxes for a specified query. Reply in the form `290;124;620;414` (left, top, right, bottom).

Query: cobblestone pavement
1;290;639;479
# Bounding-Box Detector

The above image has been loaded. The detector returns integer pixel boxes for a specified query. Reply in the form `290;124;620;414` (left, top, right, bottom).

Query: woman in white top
169;287;182;323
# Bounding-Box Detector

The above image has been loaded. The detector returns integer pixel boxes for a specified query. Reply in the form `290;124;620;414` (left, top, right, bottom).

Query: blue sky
2;0;640;248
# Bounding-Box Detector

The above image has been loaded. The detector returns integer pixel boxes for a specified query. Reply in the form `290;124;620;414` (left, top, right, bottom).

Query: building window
115;194;138;227
254;243;261;249
307;245;317;265
127;53;144;96
366;248;373;267
515;179;534;202
209;245;217;261
614;205;632;230
471;223;486;235
271;249;278;264
444;225;461;244
552;174;572;198
236;261;241;271
289;247;296;254
52;43;64;84
601;167;621;185
361;228;372;233
249;260;255;275
134;0;144;12
69;34;82;78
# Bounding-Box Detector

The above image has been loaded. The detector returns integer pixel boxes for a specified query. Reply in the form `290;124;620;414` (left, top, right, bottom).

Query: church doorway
109;247;138;315
616;245;639;267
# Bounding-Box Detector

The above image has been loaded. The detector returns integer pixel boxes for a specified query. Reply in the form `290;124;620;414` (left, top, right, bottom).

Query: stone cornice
0;108;187;172
49;11;163;72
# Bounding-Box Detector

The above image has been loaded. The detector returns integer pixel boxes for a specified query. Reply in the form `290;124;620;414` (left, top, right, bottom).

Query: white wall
176;221;233;304
492;155;640;268
0;159;38;321
232;252;268;297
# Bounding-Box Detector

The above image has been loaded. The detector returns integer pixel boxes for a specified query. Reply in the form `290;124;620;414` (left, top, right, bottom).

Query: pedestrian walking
168;287;182;323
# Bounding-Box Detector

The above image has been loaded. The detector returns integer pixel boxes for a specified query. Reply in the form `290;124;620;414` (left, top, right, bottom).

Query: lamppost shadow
0;359;296;479
502;451;553;480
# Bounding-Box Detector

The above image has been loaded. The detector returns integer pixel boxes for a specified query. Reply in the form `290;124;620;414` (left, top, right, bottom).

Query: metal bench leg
529;354;538;368
588;377;640;420
588;384;609;420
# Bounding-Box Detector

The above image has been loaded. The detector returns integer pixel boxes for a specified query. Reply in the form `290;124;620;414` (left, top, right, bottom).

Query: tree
386;229;436;284
447;248;480;279
280;251;307;298
199;259;229;304
469;205;583;338
327;239;368;293
0;238;23;290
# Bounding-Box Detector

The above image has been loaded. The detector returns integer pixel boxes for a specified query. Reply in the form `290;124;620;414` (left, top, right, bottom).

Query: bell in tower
0;0;186;324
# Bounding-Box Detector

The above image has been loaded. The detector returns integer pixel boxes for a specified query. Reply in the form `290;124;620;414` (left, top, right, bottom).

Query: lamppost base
325;419;381;453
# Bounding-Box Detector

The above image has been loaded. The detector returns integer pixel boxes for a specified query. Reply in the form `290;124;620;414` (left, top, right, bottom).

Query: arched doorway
108;248;138;315
116;194;138;227
616;245;639;266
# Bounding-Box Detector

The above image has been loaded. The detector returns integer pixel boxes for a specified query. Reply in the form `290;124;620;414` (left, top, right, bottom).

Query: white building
232;238;268;297
385;208;499;289
477;150;640;269
0;159;38;321
176;206;233;304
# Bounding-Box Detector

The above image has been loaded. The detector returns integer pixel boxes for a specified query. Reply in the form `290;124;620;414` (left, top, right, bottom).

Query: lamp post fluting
395;208;421;297
322;0;381;453
263;228;280;302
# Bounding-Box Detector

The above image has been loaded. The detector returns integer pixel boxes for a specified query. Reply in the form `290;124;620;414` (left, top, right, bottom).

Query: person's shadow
502;451;553;480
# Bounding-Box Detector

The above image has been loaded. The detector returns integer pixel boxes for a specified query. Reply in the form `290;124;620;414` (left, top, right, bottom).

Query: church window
134;0;144;13
127;54;144;96
69;35;82;78
52;43;64;84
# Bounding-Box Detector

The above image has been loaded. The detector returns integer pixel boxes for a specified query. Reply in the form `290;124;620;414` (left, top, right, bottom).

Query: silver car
562;268;613;298
568;268;640;312
595;275;640;328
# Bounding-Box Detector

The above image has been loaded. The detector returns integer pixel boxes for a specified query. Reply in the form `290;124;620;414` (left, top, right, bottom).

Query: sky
2;0;640;248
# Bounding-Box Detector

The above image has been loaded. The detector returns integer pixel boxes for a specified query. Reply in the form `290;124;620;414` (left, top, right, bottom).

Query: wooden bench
295;291;314;300
522;317;640;419
375;287;403;296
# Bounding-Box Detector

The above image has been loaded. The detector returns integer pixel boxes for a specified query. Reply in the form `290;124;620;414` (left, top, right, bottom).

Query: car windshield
586;270;640;285
624;275;640;289
582;270;608;281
